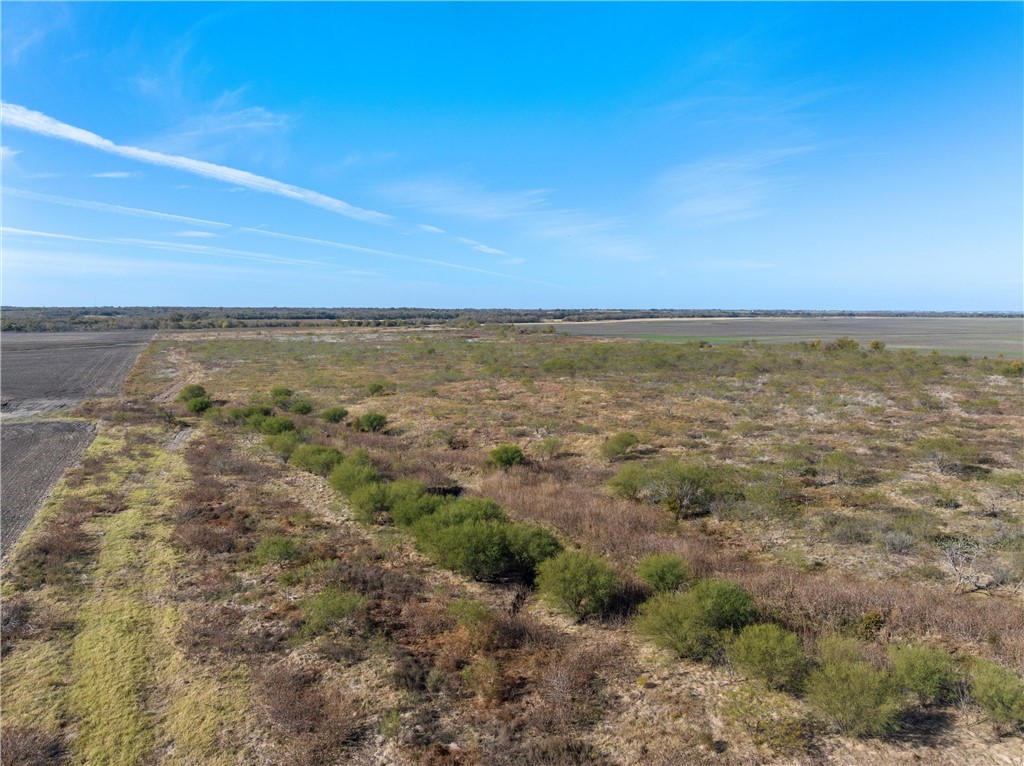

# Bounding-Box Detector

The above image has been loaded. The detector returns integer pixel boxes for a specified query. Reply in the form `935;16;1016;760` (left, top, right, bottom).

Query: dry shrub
530;646;609;733
518;737;612;766
1;598;33;646
392;648;429;692
481;470;662;559
177;605;247;659
0;726;66;766
737;568;1024;670
173;521;236;554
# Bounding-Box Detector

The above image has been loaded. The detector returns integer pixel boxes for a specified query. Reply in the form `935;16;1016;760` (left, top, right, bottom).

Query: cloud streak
4;187;231;228
1;102;391;223
456;237;506;255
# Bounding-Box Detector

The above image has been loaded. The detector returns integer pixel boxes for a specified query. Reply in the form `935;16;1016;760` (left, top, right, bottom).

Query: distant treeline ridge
2;306;1020;333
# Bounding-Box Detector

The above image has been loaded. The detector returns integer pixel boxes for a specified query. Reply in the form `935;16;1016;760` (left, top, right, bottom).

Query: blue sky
2;2;1021;310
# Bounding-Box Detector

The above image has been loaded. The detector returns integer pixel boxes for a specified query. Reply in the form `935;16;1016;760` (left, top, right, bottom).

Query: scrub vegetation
2;322;1022;765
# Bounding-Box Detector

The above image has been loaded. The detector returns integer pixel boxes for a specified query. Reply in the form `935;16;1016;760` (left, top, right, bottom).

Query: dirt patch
0;420;96;560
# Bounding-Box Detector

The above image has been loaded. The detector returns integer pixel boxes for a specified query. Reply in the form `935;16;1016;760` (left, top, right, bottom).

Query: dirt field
544;317;1024;357
0;330;153;557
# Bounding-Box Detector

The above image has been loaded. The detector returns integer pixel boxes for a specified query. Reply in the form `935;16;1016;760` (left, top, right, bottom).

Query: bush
289;398;314;415
607;459;730;520
349;482;392;525
270;385;294;407
178;384;208;402
356;411;388;432
536;550;619;620
251;415;296;435
328;451;380;496
300;585;367;637
636;553;691;593
266;431;303;460
226;404;272;424
488;444;525;469
600;431;639;460
388;480;443;527
254;535;302;565
805;637;902;737
364;380;396;397
727;623;807;692
970;659;1024;734
505;523;563;581
185;396;212;414
321;406;349;424
535;436;563;460
289;445;344;476
635;580;755;661
888;644;958;706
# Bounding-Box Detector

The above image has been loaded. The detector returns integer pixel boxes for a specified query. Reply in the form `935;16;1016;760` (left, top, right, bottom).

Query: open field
0;330;153;558
541;317;1024;357
2;325;1022;765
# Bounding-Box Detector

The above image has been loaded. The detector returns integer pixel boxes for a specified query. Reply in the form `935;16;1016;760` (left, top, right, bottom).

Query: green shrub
288;398;314;415
289;444;344;476
636;553;691;593
328;450;380;496
607;459;730;520
535;436;563;460
600;431;639;460
505;523;562;580
727;623;807;692
536;550;619;620
970;659;1024;734
251;414;296;435
300;585;367;637
388;480;443;527
270;386;294;407
266;431;303;460
185;396;212;414
888;644;958;706
488;444;525;469
356;411;388;432
805;637;902;737
226;404;271;424
177;384;208;402
1001;360;1024;378
636;580;756;661
416;519;515;581
254;534;302;565
364;380;396;397
321;406;349;424
349;482;392;525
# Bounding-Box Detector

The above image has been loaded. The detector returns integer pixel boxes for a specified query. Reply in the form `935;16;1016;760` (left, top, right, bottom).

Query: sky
1;2;1021;310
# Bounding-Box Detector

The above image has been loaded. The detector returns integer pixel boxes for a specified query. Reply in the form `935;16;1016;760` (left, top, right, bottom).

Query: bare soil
0;330;154;558
545;317;1024;357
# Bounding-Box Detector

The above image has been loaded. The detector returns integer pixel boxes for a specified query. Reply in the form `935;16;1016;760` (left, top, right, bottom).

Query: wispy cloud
456;237;506;255
417;224;445;234
380;178;549;220
1;102;391;223
380;176;649;261
4;188;230;228
91;171;139;179
174;230;218;238
1;226;326;267
9;188;558;287
1;146;20;161
655;147;812;226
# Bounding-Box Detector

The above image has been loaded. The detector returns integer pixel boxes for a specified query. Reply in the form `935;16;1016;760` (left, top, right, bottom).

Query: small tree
636;553;691;593
727;623;807;692
321;406;349;424
177;384;208;402
488;444;526;470
536;550;619;620
356;412;388;432
888;643;958;706
600;432;639;460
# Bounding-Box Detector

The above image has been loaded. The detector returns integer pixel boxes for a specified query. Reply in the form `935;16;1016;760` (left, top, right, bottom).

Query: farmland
2;324;1022;765
0;330;153;557
543;316;1024;358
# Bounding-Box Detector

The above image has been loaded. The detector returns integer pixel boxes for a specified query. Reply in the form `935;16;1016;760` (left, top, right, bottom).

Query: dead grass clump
392;648;429;693
517;737;612;766
529;646;609;733
0;726;67;766
173;521;236;554
17;505;94;584
481;470;662;559
177;605;247;659
0;597;33;647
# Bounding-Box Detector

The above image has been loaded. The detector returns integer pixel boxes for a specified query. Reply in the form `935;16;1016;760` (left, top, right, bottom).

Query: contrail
1;102;391;223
